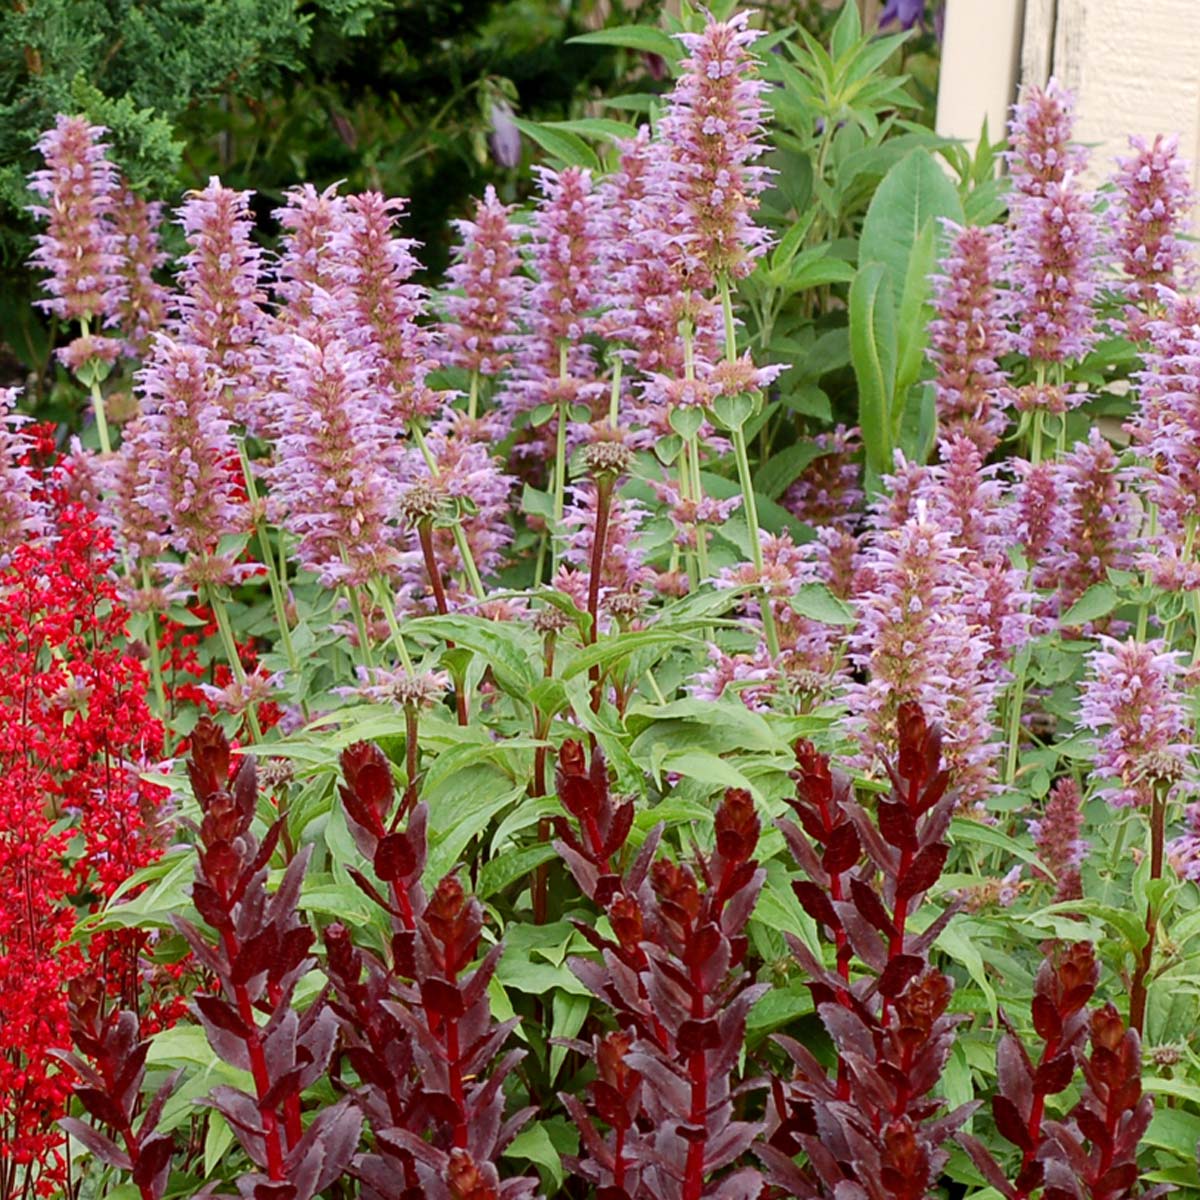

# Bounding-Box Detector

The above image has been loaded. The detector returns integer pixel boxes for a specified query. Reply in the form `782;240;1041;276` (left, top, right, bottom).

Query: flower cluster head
1029;776;1087;900
266;328;401;587
849;502;1000;804
928;222;1011;452
274;182;349;325
344;664;449;709
331;191;441;425
1006;78;1087;199
175;179;268;424
443;185;526;377
111;185;168;353
661;10;771;282
1048;431;1136;613
1007;80;1100;365
133;335;246;565
28;115;122;325
1114;133;1194;306
1078;637;1190;808
0;388;44;560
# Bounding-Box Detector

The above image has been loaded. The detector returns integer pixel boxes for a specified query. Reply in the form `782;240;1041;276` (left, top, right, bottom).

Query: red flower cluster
0;437;168;1196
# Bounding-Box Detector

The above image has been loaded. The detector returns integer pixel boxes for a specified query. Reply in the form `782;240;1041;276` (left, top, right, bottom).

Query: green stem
372;575;415;673
409;422;486;600
79;317;112;456
343;585;374;672
238;440;302;690
141;567;167;719
608;356;622;429
468;371;479;421
720;280;778;659
206;583;263;742
1004;642;1033;786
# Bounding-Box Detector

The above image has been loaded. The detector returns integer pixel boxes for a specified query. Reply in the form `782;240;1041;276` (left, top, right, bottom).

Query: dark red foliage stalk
563;784;768;1200
326;741;538;1200
1037;1004;1165;1200
960;943;1100;1200
52;978;181;1200
173;718;361;1197
415;518;469;726
761;703;973;1200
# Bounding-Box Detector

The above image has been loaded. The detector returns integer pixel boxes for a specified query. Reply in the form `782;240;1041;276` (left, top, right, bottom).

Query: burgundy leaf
895;843;948;902
877;954;924;998
1035;1052;1078;1096
992;1094;1035;1153
822;821;861;875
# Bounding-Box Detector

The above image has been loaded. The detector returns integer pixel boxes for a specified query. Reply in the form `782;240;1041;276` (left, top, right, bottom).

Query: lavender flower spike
175;179;268;426
28;114;123;325
112;184;169;355
266;326;401;588
442;185;526;380
274;181;349;326
135;335;246;564
1078;637;1190;808
928;222;1011;453
0;388;45;559
661;10;772;283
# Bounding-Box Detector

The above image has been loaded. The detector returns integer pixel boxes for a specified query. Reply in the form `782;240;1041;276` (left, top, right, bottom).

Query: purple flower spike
266;327;402;588
443;185;526;379
928;222;1011;452
1079;638;1190;808
274;182;350;326
1007;78;1087;200
112;185;169;355
0;389;44;559
661;10;772;283
1114;133;1195;308
331;191;441;426
134;335;246;562
28;115;123;325
175;179;269;425
1029;777;1087;900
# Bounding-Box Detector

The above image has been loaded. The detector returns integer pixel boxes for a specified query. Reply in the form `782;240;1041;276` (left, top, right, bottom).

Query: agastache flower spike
1029;777;1087;900
1078;637;1190;808
783;425;864;532
28;115;122;325
274;182;349;326
134;335;246;565
266;326;401;587
0;389;44;560
1006;79;1087;199
660;10;772;283
111;185;168;354
175;179;268;426
928;223;1011;452
332;191;441;426
442;185;526;380
1114;133;1194;307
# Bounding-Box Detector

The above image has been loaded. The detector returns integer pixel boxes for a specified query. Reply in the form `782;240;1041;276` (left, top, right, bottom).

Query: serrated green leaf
790;582;856;626
478;843;558;900
567;24;680;61
511;117;599;172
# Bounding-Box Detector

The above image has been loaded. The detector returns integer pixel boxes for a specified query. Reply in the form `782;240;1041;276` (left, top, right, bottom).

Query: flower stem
1129;783;1167;1037
551;343;570;577
78;317;112;456
721;280;779;660
141;565;167;719
205;583;263;742
373;575;415;673
343;584;374;672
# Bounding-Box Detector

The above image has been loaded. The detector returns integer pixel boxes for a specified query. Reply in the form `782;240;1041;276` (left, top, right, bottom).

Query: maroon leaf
822;821;861;875
792;880;838;931
676;1018;722;1054
850;876;895;936
877;954;924;998
895;843;948;902
992;1094;1035;1153
375;831;418;881
1032;992;1062;1043
877;800;917;851
1035;1052;1078;1096
421;977;466;1020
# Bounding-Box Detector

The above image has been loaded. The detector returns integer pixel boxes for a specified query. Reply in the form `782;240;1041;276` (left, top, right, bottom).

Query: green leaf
829;0;862;58
670;405;705;440
1060;583;1118;627
549;990;591;1082
511;117;600;173
754;440;826;499
849;261;897;481
478;843;559;900
504;1122;566;1192
859;148;964;310
404;614;539;698
422;771;526;887
205;1113;235;1178
561;629;698;680
567;24;680;62
789;583;856;626
710;392;757;431
541;117;638;143
936;923;997;1022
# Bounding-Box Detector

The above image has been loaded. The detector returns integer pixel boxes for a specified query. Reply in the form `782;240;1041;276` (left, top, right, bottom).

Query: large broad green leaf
567;24;680;62
511;117;600;173
849;261;897;483
504;1122;567;1192
859;148;963;309
422;767;526;887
